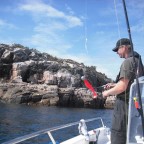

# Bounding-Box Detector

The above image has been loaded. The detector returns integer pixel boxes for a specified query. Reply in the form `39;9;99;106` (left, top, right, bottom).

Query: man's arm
102;78;129;97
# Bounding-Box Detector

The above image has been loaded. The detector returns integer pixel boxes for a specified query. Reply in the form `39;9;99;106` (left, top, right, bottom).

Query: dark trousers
111;98;128;144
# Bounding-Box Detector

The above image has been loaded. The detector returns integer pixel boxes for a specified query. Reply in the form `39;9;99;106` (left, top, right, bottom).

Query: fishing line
114;0;121;39
84;0;88;54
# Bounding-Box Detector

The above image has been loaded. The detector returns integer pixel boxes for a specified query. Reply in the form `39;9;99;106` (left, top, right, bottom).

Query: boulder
0;43;112;108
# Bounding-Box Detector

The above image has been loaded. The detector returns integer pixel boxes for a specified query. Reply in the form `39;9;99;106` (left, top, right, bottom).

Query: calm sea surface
0;102;113;143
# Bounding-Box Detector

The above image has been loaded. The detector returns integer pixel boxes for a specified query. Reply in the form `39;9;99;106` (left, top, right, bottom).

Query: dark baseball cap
112;38;131;52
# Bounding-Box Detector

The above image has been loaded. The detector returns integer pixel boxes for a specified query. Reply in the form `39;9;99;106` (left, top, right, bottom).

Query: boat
2;76;144;144
127;76;144;143
2;117;111;144
2;0;144;143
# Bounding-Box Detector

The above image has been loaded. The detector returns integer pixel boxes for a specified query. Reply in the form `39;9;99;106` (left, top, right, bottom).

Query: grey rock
0;43;113;108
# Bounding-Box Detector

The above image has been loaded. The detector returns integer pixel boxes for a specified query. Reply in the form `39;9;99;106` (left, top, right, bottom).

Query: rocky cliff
0;43;114;108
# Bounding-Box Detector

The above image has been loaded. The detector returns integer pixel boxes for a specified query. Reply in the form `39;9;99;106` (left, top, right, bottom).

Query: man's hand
104;83;116;90
102;91;109;98
102;78;129;98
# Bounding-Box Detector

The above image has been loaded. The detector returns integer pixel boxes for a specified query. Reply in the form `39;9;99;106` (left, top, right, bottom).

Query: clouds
0;19;7;26
0;0;144;80
132;23;144;33
16;0;84;58
0;19;17;29
18;0;83;27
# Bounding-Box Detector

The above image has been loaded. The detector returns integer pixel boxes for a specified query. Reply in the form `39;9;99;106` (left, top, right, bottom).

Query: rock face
0;83;58;106
0;43;114;108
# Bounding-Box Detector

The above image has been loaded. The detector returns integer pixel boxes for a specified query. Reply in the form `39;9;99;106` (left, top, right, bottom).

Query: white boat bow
2;117;110;144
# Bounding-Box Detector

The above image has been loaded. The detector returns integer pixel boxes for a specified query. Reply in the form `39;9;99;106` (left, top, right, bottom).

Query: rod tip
81;76;86;80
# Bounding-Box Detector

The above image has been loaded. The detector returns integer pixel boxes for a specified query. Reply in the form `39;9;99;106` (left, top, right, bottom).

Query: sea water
0;102;113;143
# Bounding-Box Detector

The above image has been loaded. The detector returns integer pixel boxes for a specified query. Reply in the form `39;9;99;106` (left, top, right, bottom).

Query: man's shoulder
121;57;134;69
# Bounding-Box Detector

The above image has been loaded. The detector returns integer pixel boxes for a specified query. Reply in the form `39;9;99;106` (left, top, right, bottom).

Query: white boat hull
61;127;111;144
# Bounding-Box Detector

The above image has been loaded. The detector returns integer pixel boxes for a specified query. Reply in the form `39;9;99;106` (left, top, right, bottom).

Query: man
102;38;144;144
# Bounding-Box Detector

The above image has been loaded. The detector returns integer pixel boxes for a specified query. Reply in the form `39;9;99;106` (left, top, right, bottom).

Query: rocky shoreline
0;43;115;109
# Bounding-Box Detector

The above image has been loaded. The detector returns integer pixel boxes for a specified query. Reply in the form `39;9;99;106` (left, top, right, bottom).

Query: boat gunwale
2;117;105;144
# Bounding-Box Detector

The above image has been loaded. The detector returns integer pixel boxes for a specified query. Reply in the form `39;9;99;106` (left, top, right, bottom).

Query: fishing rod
122;0;144;138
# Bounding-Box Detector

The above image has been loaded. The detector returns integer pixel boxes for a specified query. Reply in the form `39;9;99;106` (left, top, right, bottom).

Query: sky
0;0;144;80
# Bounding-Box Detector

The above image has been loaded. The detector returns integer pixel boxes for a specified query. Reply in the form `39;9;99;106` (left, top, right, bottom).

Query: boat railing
2;117;105;144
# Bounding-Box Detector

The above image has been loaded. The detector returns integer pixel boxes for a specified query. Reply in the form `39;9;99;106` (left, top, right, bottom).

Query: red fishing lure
81;76;97;98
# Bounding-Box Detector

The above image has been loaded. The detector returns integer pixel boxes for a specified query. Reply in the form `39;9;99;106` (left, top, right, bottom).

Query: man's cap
112;38;131;52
